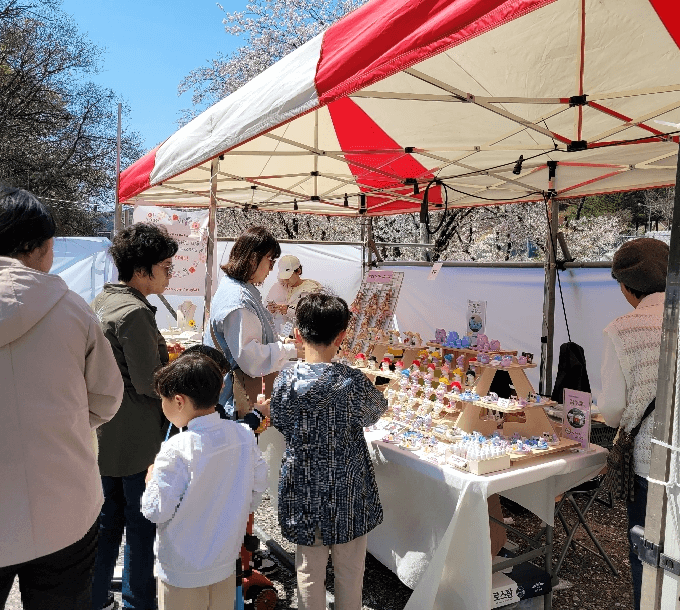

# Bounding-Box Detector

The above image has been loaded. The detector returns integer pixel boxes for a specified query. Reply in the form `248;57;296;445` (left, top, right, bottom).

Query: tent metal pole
113;103;122;236
420;222;431;262
361;215;366;276
202;158;219;332
640;144;680;609
539;195;558;396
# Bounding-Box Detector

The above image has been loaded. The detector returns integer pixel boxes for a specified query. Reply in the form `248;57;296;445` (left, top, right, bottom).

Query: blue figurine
460;335;471;348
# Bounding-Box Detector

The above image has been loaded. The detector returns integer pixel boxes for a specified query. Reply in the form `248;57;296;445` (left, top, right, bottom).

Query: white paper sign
497;397;511;409
427;262;443;281
133;206;209;296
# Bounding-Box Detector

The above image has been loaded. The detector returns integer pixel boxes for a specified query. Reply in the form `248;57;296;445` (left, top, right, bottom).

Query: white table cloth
259;427;607;610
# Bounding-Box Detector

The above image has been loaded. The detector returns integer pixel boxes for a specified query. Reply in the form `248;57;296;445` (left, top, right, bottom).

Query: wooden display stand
427;342;518;373
370;341;423;368
454;361;581;458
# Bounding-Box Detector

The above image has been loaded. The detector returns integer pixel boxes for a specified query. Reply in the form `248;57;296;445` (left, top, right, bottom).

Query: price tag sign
366;270;394;284
427;262;443;281
497;398;511;409
562;388;591;450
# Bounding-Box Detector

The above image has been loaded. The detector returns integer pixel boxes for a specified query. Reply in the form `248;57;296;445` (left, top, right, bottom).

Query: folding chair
553;476;618;578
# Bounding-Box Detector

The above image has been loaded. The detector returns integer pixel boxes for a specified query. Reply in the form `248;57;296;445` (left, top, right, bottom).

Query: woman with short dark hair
0;186;124;610
206;226;302;415
90;223;179;610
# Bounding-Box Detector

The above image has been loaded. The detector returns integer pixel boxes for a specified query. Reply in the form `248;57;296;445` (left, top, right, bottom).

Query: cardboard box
491;553;551;608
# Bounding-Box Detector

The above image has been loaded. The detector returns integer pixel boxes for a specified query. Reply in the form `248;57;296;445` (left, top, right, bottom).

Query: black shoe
252;549;279;576
101;595;119;610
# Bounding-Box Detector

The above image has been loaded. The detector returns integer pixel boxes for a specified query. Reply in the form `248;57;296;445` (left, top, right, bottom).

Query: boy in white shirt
141;353;268;610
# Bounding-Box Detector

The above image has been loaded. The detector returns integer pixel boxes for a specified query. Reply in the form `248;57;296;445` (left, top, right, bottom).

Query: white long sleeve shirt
224;308;296;377
141;412;268;588
598;332;627;429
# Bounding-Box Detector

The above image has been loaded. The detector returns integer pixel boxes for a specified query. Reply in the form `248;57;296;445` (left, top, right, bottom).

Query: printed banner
132;206;209;296
562;388;592;450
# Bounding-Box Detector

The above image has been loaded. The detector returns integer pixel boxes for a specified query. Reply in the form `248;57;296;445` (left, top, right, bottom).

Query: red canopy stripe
119;146;159;203
649;0;680;49
316;0;556;105
327;97;442;213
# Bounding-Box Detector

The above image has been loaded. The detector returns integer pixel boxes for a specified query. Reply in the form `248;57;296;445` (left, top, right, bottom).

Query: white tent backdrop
51;237;116;303
384;264;629;399
149;241;363;333
48;236;627;401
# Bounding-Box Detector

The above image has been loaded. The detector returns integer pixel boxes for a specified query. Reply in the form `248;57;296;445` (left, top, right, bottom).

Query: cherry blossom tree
178;0;364;122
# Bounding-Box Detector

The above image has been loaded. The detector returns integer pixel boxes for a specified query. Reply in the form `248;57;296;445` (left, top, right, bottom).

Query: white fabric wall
150;241;363;332
385;265;630;401
49;236;628;403
51;237;116;304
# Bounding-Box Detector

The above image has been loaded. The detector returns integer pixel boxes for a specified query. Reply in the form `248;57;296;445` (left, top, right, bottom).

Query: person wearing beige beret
599;237;669;610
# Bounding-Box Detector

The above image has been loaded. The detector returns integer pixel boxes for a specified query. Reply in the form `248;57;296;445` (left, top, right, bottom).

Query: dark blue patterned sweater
271;362;388;546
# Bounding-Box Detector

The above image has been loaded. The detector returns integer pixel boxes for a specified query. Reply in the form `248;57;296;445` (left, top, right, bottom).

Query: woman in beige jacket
0;187;124;610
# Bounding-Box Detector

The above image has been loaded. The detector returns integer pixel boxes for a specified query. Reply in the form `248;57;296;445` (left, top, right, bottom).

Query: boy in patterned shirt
271;293;388;610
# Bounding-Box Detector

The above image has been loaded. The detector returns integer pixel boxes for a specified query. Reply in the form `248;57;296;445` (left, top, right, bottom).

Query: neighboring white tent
51;237;116;304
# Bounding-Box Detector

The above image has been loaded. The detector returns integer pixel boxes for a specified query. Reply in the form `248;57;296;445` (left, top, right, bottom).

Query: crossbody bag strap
631;397;656;438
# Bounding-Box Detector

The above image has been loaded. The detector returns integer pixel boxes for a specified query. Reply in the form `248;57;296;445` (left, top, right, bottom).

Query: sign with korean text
133;206;209;296
562;388;592;450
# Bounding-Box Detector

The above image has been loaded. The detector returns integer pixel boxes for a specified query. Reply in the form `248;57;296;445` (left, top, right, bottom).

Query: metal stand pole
641;145;680;609
539;195;558;396
420;222;431;262
202;157;219;333
113;103;122;236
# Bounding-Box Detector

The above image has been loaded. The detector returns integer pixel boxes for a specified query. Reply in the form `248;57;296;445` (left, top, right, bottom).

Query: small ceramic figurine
380;357;392;372
517;355;528;365
394;360;404;373
455;355;465;369
440;363;450;375
460;335;471;348
412;333;423;347
479;353;490;364
446;330;459;347
450;381;462;394
501;355;513;367
368;356;378;370
355;353;367;368
434;328;446;344
465;367;476;386
489;339;501;351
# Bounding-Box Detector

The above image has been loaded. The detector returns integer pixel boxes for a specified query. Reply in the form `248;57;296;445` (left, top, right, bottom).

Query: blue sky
60;0;242;154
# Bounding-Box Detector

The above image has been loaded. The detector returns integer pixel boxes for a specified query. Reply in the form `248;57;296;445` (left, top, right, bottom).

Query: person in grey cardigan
90;223;178;610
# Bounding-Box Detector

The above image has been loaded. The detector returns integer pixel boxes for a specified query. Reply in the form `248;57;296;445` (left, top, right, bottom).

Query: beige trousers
295;529;368;610
157;573;236;610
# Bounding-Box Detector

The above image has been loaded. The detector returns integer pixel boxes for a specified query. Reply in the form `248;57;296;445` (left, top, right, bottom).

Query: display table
258;428;607;610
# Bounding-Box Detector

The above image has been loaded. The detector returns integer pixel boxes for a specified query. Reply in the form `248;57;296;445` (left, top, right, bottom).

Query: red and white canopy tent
119;0;680;605
120;0;679;215
118;0;680;401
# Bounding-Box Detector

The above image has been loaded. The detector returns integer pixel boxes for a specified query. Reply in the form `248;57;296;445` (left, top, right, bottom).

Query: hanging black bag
600;398;655;502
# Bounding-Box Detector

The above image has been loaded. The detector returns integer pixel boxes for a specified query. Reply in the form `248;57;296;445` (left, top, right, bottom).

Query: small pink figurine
394;360;404;373
456;355;465;369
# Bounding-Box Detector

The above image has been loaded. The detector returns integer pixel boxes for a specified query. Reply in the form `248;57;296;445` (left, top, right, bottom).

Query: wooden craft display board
343;271;404;357
361;351;581;462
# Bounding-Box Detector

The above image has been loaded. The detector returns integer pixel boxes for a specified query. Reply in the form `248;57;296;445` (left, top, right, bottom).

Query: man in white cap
266;254;322;336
